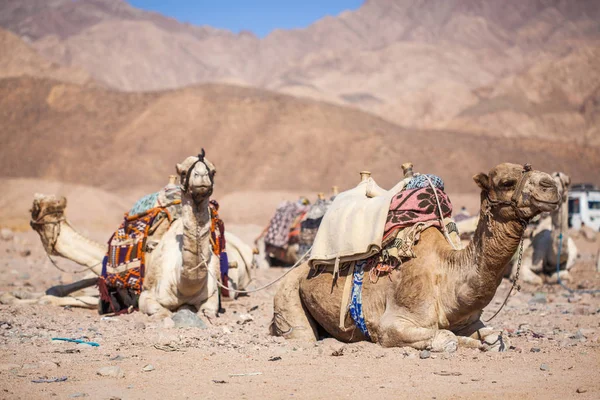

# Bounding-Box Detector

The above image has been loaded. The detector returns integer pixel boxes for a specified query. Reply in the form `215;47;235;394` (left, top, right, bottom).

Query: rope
484;236;524;322
422;174;460;250
44;252;101;275
206;246;313;294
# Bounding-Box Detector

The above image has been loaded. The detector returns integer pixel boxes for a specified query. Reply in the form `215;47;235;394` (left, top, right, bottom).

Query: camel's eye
500;179;517;189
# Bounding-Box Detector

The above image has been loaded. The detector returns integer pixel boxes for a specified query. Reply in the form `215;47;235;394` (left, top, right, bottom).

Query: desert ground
0;188;599;400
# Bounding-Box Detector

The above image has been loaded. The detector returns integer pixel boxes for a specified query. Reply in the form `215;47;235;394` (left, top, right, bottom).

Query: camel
24;154;254;315
271;163;560;352
509;172;578;285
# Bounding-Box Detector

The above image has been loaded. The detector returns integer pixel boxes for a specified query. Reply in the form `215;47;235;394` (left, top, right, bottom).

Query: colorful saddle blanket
383;185;452;244
264;201;309;249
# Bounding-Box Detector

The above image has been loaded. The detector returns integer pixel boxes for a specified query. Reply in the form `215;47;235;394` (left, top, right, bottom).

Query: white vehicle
568;184;600;231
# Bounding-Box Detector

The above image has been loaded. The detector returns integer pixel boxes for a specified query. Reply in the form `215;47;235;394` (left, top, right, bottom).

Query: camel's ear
176;163;185;176
58;196;67;209
473;173;490;191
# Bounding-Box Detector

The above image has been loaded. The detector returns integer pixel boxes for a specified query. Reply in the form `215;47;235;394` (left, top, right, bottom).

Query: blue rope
556;232;600;294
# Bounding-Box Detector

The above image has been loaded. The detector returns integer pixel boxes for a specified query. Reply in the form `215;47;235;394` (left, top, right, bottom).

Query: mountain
0;27;90;84
2;0;599;136
1;76;599;197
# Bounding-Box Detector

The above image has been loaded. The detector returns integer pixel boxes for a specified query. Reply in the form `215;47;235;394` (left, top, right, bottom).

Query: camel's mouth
531;197;560;211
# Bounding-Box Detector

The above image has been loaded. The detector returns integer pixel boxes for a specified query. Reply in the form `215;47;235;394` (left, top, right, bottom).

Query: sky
128;0;364;37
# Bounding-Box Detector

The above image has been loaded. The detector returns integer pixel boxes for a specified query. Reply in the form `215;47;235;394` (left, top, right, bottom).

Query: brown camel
271;163;560;352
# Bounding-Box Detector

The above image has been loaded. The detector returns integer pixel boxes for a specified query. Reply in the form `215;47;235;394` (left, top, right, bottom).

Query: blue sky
128;0;364;37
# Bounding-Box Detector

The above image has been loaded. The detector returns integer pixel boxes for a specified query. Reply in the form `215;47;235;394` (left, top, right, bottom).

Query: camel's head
176;149;216;202
474;163;560;222
30;194;67;254
551;171;571;204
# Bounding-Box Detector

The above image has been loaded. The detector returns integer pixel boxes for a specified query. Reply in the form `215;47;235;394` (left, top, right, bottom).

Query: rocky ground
0;229;599;400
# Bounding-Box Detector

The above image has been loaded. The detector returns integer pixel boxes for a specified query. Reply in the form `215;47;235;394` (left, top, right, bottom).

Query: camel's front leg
139;291;172;318
453;318;509;352
378;314;458;352
197;261;220;320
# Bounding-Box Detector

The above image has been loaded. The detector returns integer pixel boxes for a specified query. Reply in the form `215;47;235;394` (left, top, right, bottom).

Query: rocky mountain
0;28;90;84
2;0;599;138
1;76;599;196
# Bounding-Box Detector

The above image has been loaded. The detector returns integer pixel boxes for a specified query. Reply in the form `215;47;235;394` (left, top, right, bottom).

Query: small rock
268;356;282;362
0;228;13;241
570;330;586;340
221;326;232;334
134;321;146;330
171;309;207;329
419;350;431;359
20;249;31;257
162;317;175;329
69;393;88;398
96;366;125;378
539;363;549;371
529;292;547;305
331;347;345;357
141;364;155;372
530;347;541;353
576;388;587;394
237;313;254;325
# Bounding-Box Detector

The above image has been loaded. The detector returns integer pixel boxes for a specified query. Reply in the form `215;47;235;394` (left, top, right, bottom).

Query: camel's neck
447;199;526;310
180;194;212;283
53;222;107;275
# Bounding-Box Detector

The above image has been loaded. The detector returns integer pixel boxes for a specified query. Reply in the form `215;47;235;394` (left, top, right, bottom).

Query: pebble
570;330;586;340
539;364;549;371
529;292;547;305
141;364;155;372
530;347;541;353
576;388;588;394
69;393;88;398
237;313;254;324
419;350;431;359
97;366;125;378
171;309;207;329
0;228;13;241
134;321;146;330
162;317;175;329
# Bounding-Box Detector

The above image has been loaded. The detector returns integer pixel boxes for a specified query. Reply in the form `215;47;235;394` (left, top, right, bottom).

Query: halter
30;207;99;274
484;163;533;228
182;148;214;194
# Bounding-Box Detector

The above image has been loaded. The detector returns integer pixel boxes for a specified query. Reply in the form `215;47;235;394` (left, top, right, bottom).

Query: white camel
22;155;253;313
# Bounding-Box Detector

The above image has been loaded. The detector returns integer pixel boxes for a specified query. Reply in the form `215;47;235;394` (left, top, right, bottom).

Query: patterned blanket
99;207;165;314
299;199;331;256
264;201;308;249
383;186;452;245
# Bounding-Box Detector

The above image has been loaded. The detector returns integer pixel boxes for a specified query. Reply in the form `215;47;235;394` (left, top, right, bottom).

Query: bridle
182;148;215;195
483;163;534;229
481;163;533;323
30;208;66;254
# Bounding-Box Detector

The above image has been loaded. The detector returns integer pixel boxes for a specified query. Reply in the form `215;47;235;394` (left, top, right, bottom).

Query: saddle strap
339;261;356;330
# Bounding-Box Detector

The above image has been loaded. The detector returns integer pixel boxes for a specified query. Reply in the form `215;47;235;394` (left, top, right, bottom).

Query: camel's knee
271;266;318;341
139;292;167;316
